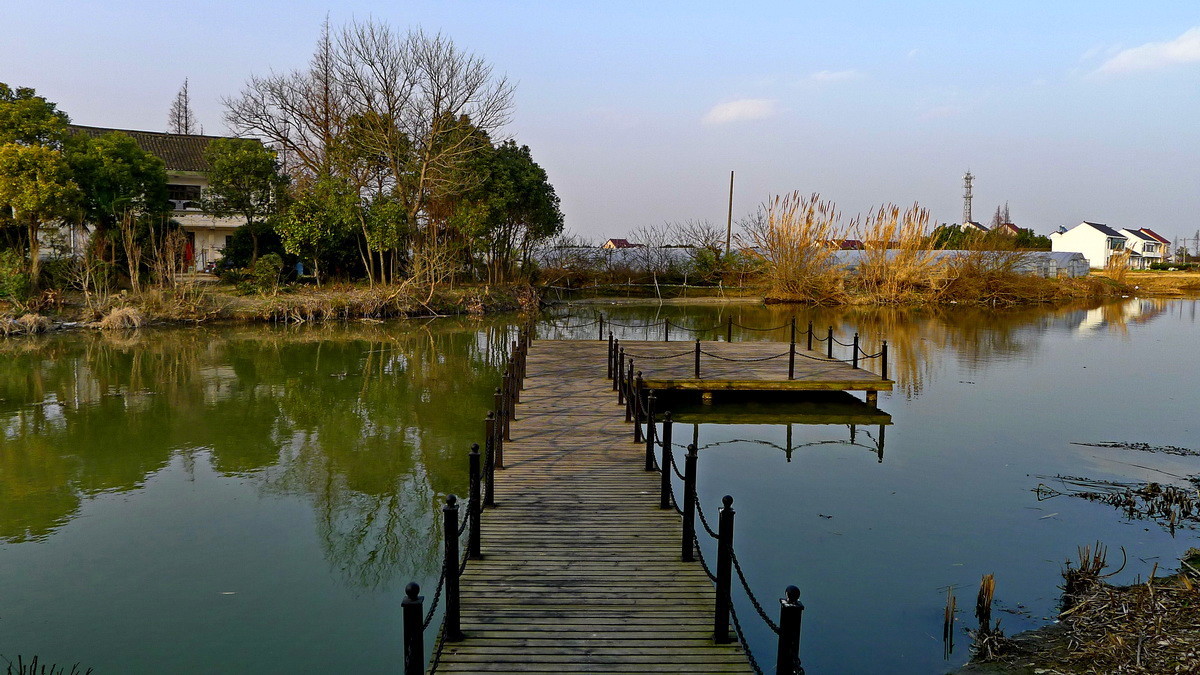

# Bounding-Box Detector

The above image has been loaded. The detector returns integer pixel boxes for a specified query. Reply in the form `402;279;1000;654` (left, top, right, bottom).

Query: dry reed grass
745;192;847;303
0;313;52;336
96;307;145;330
850;203;943;303
1105;249;1132;285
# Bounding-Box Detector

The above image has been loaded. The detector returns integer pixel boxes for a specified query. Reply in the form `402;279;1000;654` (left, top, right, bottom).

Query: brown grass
745;192;847;303
96;306;145;330
850;203;943;303
0;313;52;336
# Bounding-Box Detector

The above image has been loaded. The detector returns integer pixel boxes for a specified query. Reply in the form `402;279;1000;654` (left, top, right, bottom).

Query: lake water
1;298;1197;674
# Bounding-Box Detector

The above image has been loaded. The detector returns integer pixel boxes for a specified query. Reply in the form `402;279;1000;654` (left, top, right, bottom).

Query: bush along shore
1;282;540;334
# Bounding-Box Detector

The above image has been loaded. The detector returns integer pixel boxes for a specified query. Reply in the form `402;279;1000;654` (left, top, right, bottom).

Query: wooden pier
434;339;755;673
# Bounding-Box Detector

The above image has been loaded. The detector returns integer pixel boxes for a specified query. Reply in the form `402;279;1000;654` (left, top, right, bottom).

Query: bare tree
168;79;198;135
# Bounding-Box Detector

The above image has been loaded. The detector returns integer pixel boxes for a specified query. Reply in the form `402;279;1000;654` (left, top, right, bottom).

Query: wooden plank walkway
618;340;891;393
434;339;755;674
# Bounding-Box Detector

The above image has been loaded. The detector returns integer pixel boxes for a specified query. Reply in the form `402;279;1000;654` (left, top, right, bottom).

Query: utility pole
962;170;974;225
725;171;734;255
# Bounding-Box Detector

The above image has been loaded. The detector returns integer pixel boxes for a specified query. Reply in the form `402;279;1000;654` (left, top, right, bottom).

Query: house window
1108;238;1124;250
167;184;202;210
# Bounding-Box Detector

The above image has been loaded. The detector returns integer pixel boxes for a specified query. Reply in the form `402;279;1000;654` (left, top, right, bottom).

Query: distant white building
1119;228;1163;269
1049;222;1127;270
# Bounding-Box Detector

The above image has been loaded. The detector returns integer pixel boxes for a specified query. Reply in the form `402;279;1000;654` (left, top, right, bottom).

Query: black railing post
806;320;813;351
788;320;796;380
714;495;735;643
599;315;604;341
401;583;424;675
644;391;656;470
503;372;514;442
664;319;670;342
442;495;464;642
726;316;733;342
852;332;860;369
625;361;635;422
493;388;505;469
682;444;698;562
607;333;614;379
660;412;673;509
826;326;834;358
694;339;701;379
468;444;482;559
617;348;626;400
882;340;889;380
776;585;805;675
484;413;496;507
633;373;645;442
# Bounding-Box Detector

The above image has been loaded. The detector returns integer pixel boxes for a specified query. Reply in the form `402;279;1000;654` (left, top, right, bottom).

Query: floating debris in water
1035;475;1200;535
1071;441;1200;457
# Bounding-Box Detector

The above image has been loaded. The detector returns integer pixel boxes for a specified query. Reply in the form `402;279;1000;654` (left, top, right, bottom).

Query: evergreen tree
168;79;198;135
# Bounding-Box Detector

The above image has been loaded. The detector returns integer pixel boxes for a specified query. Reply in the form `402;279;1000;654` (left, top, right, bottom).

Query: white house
69;125;250;271
1049;222;1127;270
1119;229;1163;269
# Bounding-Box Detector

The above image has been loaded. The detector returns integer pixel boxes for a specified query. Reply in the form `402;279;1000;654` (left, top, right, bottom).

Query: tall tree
277;173;355;284
64;131;169;236
201;138;287;262
168;79;198;135
0;83;69;146
0;143;79;286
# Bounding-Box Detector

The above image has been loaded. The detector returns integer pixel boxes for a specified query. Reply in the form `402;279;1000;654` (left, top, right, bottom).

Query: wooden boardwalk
618;340;892;394
435;339;755;674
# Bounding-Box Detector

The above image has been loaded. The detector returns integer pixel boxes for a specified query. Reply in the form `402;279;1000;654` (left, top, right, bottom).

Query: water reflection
548;297;1195;398
0;321;512;589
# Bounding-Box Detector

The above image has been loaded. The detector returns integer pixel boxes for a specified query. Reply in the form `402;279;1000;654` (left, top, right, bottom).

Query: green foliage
0;248;30;299
278;174;357;282
202;138;287;259
63;131;168;232
250;253;284;293
0;83;70;146
1013;228;1051;250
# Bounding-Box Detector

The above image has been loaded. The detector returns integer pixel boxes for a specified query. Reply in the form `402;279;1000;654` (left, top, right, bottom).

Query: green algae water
2;299;1198;673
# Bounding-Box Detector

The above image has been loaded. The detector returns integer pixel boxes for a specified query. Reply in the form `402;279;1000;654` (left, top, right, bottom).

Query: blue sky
4;1;1199;241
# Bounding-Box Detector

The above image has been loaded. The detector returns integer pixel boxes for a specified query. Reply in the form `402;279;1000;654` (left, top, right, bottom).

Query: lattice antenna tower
962;170;974;225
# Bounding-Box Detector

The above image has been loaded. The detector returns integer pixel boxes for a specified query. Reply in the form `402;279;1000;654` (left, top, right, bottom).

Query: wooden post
494;387;506;467
852;332;860;369
484;413;496;507
660;412;674;509
714;495;735;643
644;391;656;471
442;495;464;642
826;326;834;358
401;583;424;675
468;444;481;559
682;444;698;562
866;390;878;407
694;339;701;379
775;586;805;675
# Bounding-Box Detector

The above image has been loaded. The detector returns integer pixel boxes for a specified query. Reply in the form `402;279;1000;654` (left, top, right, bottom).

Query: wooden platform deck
434;339;755;674
616;339;892;394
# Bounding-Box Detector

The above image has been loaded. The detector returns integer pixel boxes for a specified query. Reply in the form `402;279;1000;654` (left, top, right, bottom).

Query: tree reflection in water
0;320;514;589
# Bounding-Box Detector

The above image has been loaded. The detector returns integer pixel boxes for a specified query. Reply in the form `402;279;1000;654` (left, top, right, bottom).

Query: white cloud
701;98;779;125
810;69;862;82
1097;27;1200;74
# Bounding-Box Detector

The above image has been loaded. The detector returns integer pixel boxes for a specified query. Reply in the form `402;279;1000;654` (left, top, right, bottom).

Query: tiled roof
1139;228;1171;245
1082;222;1125;238
1122;228;1155;242
66;124;248;172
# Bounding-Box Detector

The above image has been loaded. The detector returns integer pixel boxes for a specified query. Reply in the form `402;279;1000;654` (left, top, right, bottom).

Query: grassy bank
1;281;539;333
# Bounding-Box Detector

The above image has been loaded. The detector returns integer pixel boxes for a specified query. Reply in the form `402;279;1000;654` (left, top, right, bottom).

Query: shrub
97;306;144;330
744;192;846;303
0;249;30;300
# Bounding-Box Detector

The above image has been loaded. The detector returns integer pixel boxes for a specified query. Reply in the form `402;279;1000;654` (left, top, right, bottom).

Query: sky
4;1;1199;242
